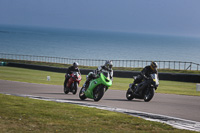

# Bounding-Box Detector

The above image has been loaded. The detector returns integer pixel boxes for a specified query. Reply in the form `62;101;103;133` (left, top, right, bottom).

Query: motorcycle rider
131;61;158;95
83;60;113;90
64;62;80;89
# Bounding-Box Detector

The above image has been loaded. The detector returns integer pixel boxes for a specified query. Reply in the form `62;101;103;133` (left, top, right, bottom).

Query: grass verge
0;94;195;132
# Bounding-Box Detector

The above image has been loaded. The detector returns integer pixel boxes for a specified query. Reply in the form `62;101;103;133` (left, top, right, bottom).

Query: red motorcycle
64;72;82;95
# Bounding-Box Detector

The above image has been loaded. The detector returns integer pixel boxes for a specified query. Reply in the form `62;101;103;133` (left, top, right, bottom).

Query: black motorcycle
126;73;159;102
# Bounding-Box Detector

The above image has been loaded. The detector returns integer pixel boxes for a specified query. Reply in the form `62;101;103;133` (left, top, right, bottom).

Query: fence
0;53;200;71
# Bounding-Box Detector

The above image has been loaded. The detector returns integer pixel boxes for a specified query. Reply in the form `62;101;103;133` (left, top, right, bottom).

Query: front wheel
64;80;69;94
72;82;78;95
79;87;87;100
126;88;134;100
93;85;104;102
144;88;154;102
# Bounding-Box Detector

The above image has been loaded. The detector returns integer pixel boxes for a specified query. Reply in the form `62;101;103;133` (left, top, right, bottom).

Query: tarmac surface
2;79;200;131
1;80;200;122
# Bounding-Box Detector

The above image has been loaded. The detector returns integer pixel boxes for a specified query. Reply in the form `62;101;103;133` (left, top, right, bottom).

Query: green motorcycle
79;72;112;101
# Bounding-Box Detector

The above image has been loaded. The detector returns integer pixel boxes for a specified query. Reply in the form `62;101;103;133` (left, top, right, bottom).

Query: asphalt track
1;80;200;131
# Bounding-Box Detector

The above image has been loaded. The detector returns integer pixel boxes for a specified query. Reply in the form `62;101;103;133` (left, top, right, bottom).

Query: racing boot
85;80;90;88
82;80;90;92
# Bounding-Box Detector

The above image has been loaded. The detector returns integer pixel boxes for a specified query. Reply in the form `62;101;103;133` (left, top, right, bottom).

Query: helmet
104;60;113;69
73;62;79;69
150;62;158;71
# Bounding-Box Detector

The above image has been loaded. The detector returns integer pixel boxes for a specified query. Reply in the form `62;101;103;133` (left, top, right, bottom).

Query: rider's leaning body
132;62;158;94
64;62;80;88
83;60;113;89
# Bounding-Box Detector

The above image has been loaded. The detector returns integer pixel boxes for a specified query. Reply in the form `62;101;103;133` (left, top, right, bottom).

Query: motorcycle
79;71;112;101
126;73;159;102
64;72;82;95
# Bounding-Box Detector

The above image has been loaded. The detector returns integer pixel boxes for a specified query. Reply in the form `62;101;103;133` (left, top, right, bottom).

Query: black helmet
150;62;158;71
104;60;113;69
73;62;79;69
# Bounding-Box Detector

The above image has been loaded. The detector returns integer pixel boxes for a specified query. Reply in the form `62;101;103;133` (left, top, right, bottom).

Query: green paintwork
84;73;112;99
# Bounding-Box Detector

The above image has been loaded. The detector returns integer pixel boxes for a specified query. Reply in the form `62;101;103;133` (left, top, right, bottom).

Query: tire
144;88;154;102
79;87;87;100
93;85;104;102
64;82;69;94
72;82;78;95
126;88;134;100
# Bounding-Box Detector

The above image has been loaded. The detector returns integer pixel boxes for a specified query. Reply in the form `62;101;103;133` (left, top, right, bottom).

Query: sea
0;25;200;64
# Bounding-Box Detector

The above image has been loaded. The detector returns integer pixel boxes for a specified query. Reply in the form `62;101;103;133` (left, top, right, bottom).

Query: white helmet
104;60;113;69
73;62;79;68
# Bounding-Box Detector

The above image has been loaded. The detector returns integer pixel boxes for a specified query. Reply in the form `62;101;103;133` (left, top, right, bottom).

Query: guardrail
0;53;200;71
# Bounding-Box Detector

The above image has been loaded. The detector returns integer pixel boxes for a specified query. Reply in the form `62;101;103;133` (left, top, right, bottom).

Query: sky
0;0;200;36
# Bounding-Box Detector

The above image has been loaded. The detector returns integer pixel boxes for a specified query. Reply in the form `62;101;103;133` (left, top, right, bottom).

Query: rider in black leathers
64;62;80;88
131;62;158;95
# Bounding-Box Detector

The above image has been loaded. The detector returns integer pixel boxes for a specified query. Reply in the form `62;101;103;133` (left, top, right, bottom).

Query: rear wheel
64;87;69;94
144;88;154;102
79;87;87;100
93;85;104;102
126;88;134;100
